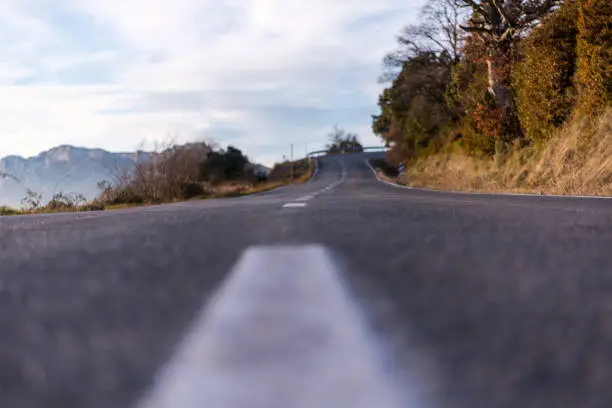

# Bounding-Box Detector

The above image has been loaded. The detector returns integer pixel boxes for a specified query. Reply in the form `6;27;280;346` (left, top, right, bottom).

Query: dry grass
101;203;150;211
213;157;315;197
268;157;313;183
405;108;612;196
203;181;284;198
0;204;106;217
294;158;316;183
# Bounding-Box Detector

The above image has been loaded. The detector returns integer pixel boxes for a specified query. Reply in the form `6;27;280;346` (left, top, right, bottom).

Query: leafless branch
461;24;493;34
456;0;490;22
0;171;21;183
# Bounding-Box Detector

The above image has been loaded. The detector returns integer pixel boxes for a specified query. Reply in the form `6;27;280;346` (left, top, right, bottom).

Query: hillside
372;0;611;196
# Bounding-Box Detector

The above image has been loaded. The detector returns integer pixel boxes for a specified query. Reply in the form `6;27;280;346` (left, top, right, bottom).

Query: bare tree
46;191;87;210
327;125;347;149
456;0;559;108
0;171;21;183
326;126;363;153
382;0;468;81
21;189;42;211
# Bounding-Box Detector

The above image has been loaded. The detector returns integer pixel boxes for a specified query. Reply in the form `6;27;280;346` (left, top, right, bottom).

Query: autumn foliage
374;0;611;161
514;1;579;143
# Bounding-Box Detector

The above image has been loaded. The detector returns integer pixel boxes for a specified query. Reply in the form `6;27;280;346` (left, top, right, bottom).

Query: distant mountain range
0;145;271;208
0;146;148;208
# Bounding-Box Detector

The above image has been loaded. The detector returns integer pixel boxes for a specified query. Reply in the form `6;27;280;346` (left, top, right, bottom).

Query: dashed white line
313;158;346;195
296;195;315;201
136;245;409;408
277;158;347;207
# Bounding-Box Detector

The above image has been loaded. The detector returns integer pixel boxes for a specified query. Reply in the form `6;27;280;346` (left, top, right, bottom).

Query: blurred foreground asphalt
1;153;612;407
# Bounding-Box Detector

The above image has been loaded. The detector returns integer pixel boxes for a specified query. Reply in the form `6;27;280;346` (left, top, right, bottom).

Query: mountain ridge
0;145;149;208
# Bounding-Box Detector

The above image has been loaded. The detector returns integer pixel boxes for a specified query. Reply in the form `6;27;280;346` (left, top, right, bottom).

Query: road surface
1;153;612;408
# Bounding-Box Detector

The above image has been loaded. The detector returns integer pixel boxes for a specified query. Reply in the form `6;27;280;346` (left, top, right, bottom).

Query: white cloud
0;0;425;165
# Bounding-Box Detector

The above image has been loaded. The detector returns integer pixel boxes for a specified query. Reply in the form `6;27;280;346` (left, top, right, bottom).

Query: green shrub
268;158;311;182
100;187;145;205
373;51;454;160
0;206;20;216
370;158;399;177
79;202;105;212
514;2;579;143
200;146;250;184
181;182;208;199
460;115;497;156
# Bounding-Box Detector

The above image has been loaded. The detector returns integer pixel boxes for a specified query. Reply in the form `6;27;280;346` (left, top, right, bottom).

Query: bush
20;189;42;211
46;191;87;210
181;181;208;199
79;202;105;212
575;0;611;113
200;146;250;184
98;185;145;205
268;158;312;182
0;206;20;216
373;51;454;159
514;2;579;143
370;158;399;177
459;115;497;156
96;142;263;205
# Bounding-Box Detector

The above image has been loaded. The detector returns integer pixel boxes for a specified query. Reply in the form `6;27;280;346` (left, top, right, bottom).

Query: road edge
365;158;612;200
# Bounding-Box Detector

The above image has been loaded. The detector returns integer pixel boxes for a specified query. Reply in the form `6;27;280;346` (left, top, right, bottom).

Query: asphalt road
1;153;612;408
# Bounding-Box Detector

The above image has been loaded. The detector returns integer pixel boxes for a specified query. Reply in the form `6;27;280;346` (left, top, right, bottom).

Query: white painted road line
306;158;347;197
296;195;314;201
282;203;307;208
137;245;409;408
365;159;412;190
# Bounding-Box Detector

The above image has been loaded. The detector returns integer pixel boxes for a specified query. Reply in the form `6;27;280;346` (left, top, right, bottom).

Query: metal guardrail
362;146;389;153
306;146;389;158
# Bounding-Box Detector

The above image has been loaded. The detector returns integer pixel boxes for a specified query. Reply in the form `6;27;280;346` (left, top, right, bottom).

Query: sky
0;0;425;166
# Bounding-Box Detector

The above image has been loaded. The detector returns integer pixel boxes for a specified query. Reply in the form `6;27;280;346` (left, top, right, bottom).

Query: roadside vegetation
372;0;611;196
0;206;20;216
0;141;315;216
269;158;315;184
96;142;255;205
325;125;364;154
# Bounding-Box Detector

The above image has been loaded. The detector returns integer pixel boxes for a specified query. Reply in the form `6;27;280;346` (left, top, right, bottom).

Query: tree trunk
485;41;524;140
486;50;512;109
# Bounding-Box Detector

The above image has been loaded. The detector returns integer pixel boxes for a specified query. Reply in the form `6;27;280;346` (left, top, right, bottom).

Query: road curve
1;153;612;408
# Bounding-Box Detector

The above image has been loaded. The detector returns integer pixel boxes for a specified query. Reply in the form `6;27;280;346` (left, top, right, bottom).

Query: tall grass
405;108;612;196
